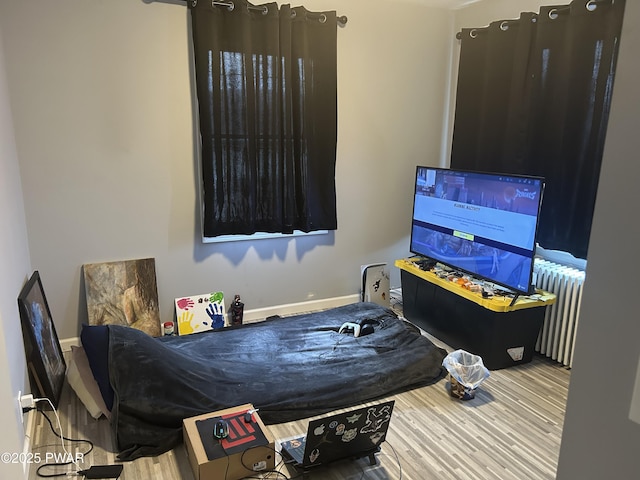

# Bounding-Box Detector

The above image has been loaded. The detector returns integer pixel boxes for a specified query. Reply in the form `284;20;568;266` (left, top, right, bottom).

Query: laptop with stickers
280;400;395;470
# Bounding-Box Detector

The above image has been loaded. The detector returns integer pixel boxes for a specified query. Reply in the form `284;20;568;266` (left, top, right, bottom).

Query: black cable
224;432;404;480
239;444;290;479
377;440;403;480
223;448;230;480
32;407;94;478
242;472;290;480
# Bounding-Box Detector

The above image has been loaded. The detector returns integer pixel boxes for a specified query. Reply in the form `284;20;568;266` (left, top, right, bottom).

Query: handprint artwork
205;299;225;329
175;291;226;335
177;310;195;335
176;297;194;310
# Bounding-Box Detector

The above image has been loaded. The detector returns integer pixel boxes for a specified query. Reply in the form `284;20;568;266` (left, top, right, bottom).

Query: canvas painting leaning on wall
83;258;161;337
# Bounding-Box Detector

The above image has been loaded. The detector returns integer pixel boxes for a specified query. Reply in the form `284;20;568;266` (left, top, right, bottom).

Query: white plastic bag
442;349;490;398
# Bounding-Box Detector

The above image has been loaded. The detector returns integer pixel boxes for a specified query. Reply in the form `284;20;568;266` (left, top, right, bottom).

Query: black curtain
189;0;338;237
450;0;625;259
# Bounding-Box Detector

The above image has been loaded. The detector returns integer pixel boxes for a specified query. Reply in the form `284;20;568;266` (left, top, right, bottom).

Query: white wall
0;0;454;340
556;1;640;477
0;26;33;480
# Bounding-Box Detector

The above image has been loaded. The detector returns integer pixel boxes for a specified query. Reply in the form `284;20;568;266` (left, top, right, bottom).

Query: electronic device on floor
280;400;395;472
361;263;390;307
79;465;124;479
338;318;377;337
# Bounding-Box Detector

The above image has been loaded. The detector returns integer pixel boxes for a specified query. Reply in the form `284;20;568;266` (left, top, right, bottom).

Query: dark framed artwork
18;271;66;407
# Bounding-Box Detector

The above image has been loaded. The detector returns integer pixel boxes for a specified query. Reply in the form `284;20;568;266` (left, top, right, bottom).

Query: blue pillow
80;324;114;411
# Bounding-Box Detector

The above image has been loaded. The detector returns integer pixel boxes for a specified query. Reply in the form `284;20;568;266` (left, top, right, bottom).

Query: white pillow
66;345;111;420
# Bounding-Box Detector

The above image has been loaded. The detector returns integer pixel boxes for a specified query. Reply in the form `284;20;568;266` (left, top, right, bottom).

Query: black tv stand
509;294;520;307
396;258;556;369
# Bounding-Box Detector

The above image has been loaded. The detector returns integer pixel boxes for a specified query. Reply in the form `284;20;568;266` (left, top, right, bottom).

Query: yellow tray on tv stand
395;258;556;313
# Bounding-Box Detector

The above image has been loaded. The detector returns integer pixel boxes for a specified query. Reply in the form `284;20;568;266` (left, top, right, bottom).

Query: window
189;1;339;239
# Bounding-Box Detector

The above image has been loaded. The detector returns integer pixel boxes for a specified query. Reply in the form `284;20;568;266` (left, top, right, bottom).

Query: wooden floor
28;294;570;480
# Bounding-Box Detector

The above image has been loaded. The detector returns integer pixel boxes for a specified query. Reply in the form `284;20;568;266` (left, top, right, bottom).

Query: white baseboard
242;293;360;323
22;407;35;478
60;337;80;352
60;294;360;351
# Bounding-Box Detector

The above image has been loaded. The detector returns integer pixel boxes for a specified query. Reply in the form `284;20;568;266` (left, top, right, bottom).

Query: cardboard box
183;403;275;480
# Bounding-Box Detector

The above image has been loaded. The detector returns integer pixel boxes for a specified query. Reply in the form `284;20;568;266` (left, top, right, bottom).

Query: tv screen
410;166;545;295
18;271;66;407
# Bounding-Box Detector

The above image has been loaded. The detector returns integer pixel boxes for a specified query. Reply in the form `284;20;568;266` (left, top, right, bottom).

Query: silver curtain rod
186;0;347;27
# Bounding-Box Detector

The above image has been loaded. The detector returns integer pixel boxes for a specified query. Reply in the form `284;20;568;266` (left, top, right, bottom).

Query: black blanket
107;302;447;460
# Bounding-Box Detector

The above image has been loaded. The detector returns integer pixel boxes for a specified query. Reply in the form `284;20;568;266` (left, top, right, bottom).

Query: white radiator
533;258;586;368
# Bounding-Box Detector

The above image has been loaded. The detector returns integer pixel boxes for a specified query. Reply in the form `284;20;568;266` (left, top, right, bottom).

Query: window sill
202;230;328;244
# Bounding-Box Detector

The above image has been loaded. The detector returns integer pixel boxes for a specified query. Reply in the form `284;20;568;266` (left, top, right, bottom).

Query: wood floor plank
28;295;570;480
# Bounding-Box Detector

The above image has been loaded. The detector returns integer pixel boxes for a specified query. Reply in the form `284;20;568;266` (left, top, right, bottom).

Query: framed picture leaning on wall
18;271;66;408
82;258;161;337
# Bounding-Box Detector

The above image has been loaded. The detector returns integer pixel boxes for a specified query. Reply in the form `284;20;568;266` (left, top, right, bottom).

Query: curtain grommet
586;0;598;12
248;4;268;15
469;28;478;38
211;0;234;11
218;0;234;11
319;13;327;24
548;8;559;20
500;21;509;31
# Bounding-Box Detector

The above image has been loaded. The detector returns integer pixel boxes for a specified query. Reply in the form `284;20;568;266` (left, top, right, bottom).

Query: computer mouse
213;419;229;439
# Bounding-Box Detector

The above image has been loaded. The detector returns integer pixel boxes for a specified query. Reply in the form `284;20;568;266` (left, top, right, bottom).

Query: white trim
242;294;359;323
202;229;328;244
22;408;35;478
60;294;361;351
60;337;80;352
535;244;587;271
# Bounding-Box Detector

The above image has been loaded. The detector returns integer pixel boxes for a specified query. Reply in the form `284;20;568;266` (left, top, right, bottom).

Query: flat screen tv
410;166;545;295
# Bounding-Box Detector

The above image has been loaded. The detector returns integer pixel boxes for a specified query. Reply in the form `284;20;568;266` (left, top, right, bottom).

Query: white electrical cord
33;397;82;470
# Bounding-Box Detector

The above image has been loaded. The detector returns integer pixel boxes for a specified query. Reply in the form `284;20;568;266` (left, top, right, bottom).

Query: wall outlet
18;392;35;423
20;393;34;409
